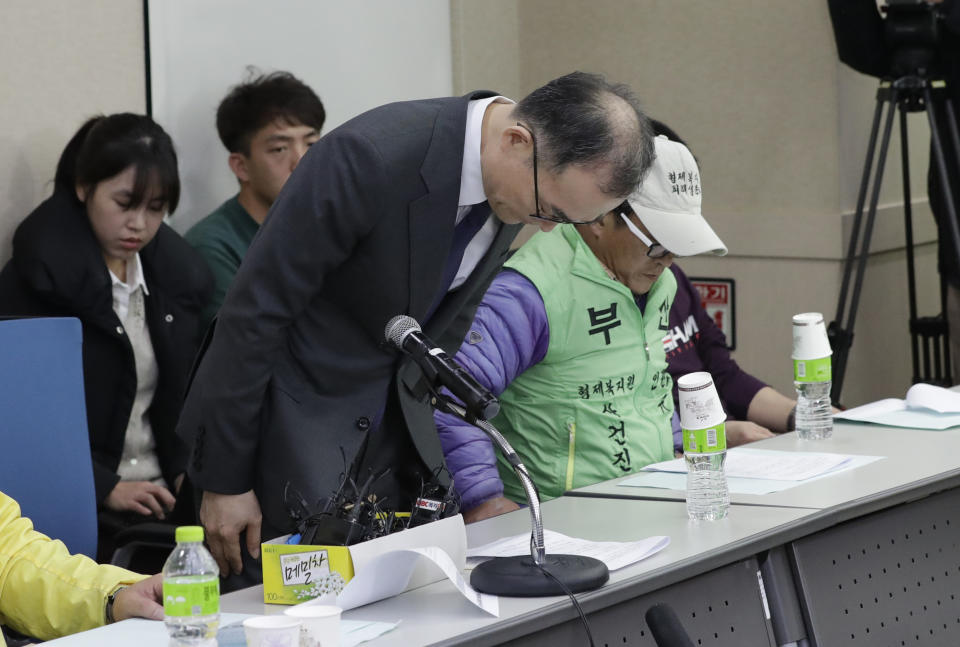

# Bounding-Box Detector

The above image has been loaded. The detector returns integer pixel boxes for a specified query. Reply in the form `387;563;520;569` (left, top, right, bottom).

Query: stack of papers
642;447;853;481
467;529;669;571
619;448;884;495
835;383;960;430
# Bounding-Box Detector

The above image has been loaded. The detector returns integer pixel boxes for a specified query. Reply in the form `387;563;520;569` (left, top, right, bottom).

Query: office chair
0;317;180;570
0;317;99;558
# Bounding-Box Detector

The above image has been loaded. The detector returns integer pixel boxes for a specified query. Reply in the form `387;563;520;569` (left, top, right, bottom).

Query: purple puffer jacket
434;269;549;511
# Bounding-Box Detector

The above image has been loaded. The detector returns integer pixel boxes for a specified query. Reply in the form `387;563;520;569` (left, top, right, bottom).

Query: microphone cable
533;563;596;647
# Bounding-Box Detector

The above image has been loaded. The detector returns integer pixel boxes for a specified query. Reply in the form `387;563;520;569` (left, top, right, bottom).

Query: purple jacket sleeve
434;269;549;510
671;265;766;423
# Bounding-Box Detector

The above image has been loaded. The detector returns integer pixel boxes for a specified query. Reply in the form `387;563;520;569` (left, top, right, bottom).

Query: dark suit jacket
0;189;212;502
178;91;522;536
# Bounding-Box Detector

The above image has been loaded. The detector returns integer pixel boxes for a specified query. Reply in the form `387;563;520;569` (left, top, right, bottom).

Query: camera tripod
830;75;960;403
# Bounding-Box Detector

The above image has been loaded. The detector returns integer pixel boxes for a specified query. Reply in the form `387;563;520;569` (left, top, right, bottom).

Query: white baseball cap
626;135;727;257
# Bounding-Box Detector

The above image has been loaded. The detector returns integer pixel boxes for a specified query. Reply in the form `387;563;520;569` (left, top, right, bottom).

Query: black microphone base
471;554;609;597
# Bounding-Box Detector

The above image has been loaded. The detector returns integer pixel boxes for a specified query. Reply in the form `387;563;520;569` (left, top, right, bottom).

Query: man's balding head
511;71;654;198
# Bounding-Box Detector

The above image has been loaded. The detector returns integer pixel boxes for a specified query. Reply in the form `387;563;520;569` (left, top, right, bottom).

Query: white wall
0;0;145;262
147;0;454;233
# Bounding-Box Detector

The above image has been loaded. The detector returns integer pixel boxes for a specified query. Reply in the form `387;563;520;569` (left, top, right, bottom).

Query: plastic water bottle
677;372;729;521
162;526;220;646
795;379;833;440
792;313;833;441
684;427;730;521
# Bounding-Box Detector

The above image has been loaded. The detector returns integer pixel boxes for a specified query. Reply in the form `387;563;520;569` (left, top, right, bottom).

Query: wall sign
691;277;736;350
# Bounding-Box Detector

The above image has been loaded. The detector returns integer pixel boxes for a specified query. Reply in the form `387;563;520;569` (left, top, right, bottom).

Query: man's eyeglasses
517;122;607;226
618;212;674;259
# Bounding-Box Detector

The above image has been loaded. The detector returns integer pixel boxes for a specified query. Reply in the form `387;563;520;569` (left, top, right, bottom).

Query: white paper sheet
341;619;403;646
642;448;854;481
334;546;498;616
346;513;467;592
906;383;960;412
834;383;960;429
467;529;670;571
622;453;885;494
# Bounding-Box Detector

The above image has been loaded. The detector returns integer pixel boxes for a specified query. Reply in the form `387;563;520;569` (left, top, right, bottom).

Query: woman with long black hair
0;114;212;560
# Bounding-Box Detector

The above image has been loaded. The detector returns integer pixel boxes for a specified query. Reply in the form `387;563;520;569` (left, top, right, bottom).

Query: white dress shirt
110;254;163;484
450;95;515;290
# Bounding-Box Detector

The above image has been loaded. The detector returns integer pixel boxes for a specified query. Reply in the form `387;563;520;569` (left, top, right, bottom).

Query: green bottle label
163;575;219;617
794;356;832;382
683;423;727;454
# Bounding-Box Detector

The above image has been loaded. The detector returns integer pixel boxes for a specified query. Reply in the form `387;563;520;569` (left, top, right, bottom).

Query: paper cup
284;604;342;647
792;312;832;360
242;615;302;647
676;372;726;429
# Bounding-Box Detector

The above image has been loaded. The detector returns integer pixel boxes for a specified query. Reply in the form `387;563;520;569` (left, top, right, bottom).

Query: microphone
645;603;695;647
384;315;500;421
385;314;609;598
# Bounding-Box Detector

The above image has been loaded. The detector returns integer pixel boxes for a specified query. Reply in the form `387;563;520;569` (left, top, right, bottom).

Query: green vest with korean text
494;225;676;502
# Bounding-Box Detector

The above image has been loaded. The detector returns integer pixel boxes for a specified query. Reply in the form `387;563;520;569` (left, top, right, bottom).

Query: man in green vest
436;134;728;522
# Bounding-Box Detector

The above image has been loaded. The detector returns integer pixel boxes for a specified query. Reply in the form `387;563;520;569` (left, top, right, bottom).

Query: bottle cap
175;525;205;543
792;312;832;360
676;371;726;429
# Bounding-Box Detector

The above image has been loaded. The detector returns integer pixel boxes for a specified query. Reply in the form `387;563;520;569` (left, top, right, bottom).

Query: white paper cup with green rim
791;313;832;360
677;372;727;454
792;313;832;385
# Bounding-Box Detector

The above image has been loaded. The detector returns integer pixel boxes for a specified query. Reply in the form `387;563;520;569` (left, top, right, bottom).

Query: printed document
834;383;960;430
641;447;854;481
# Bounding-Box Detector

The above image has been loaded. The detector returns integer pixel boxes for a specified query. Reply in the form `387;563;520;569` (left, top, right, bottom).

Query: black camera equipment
285;469;392;546
830;0;960;402
282;459;463;547
408;468;461;528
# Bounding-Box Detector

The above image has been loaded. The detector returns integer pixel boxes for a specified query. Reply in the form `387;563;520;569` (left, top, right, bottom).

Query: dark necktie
426;201;491;321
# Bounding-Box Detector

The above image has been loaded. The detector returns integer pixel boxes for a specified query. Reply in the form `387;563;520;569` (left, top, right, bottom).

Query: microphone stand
437;397;546;562
430;392;609;597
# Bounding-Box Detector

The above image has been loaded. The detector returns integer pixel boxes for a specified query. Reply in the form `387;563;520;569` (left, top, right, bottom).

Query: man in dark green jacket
185;71;326;330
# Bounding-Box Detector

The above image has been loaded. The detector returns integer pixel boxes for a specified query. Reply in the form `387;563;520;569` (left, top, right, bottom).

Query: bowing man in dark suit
177;71;656;584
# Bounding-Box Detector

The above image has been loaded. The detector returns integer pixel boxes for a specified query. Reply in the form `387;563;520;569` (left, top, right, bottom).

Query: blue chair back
0;317;97;557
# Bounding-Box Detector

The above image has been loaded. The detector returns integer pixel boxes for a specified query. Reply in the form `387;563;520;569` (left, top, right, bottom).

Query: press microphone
387;315;608;599
384;315;500;421
645;603;695;647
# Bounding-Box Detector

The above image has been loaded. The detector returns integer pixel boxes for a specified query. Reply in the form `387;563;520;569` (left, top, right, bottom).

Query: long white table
563;420;960;646
224;497;814;646
41;420;960;646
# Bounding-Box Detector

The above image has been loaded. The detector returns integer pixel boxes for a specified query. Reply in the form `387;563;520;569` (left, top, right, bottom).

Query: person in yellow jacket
0;491;163;644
